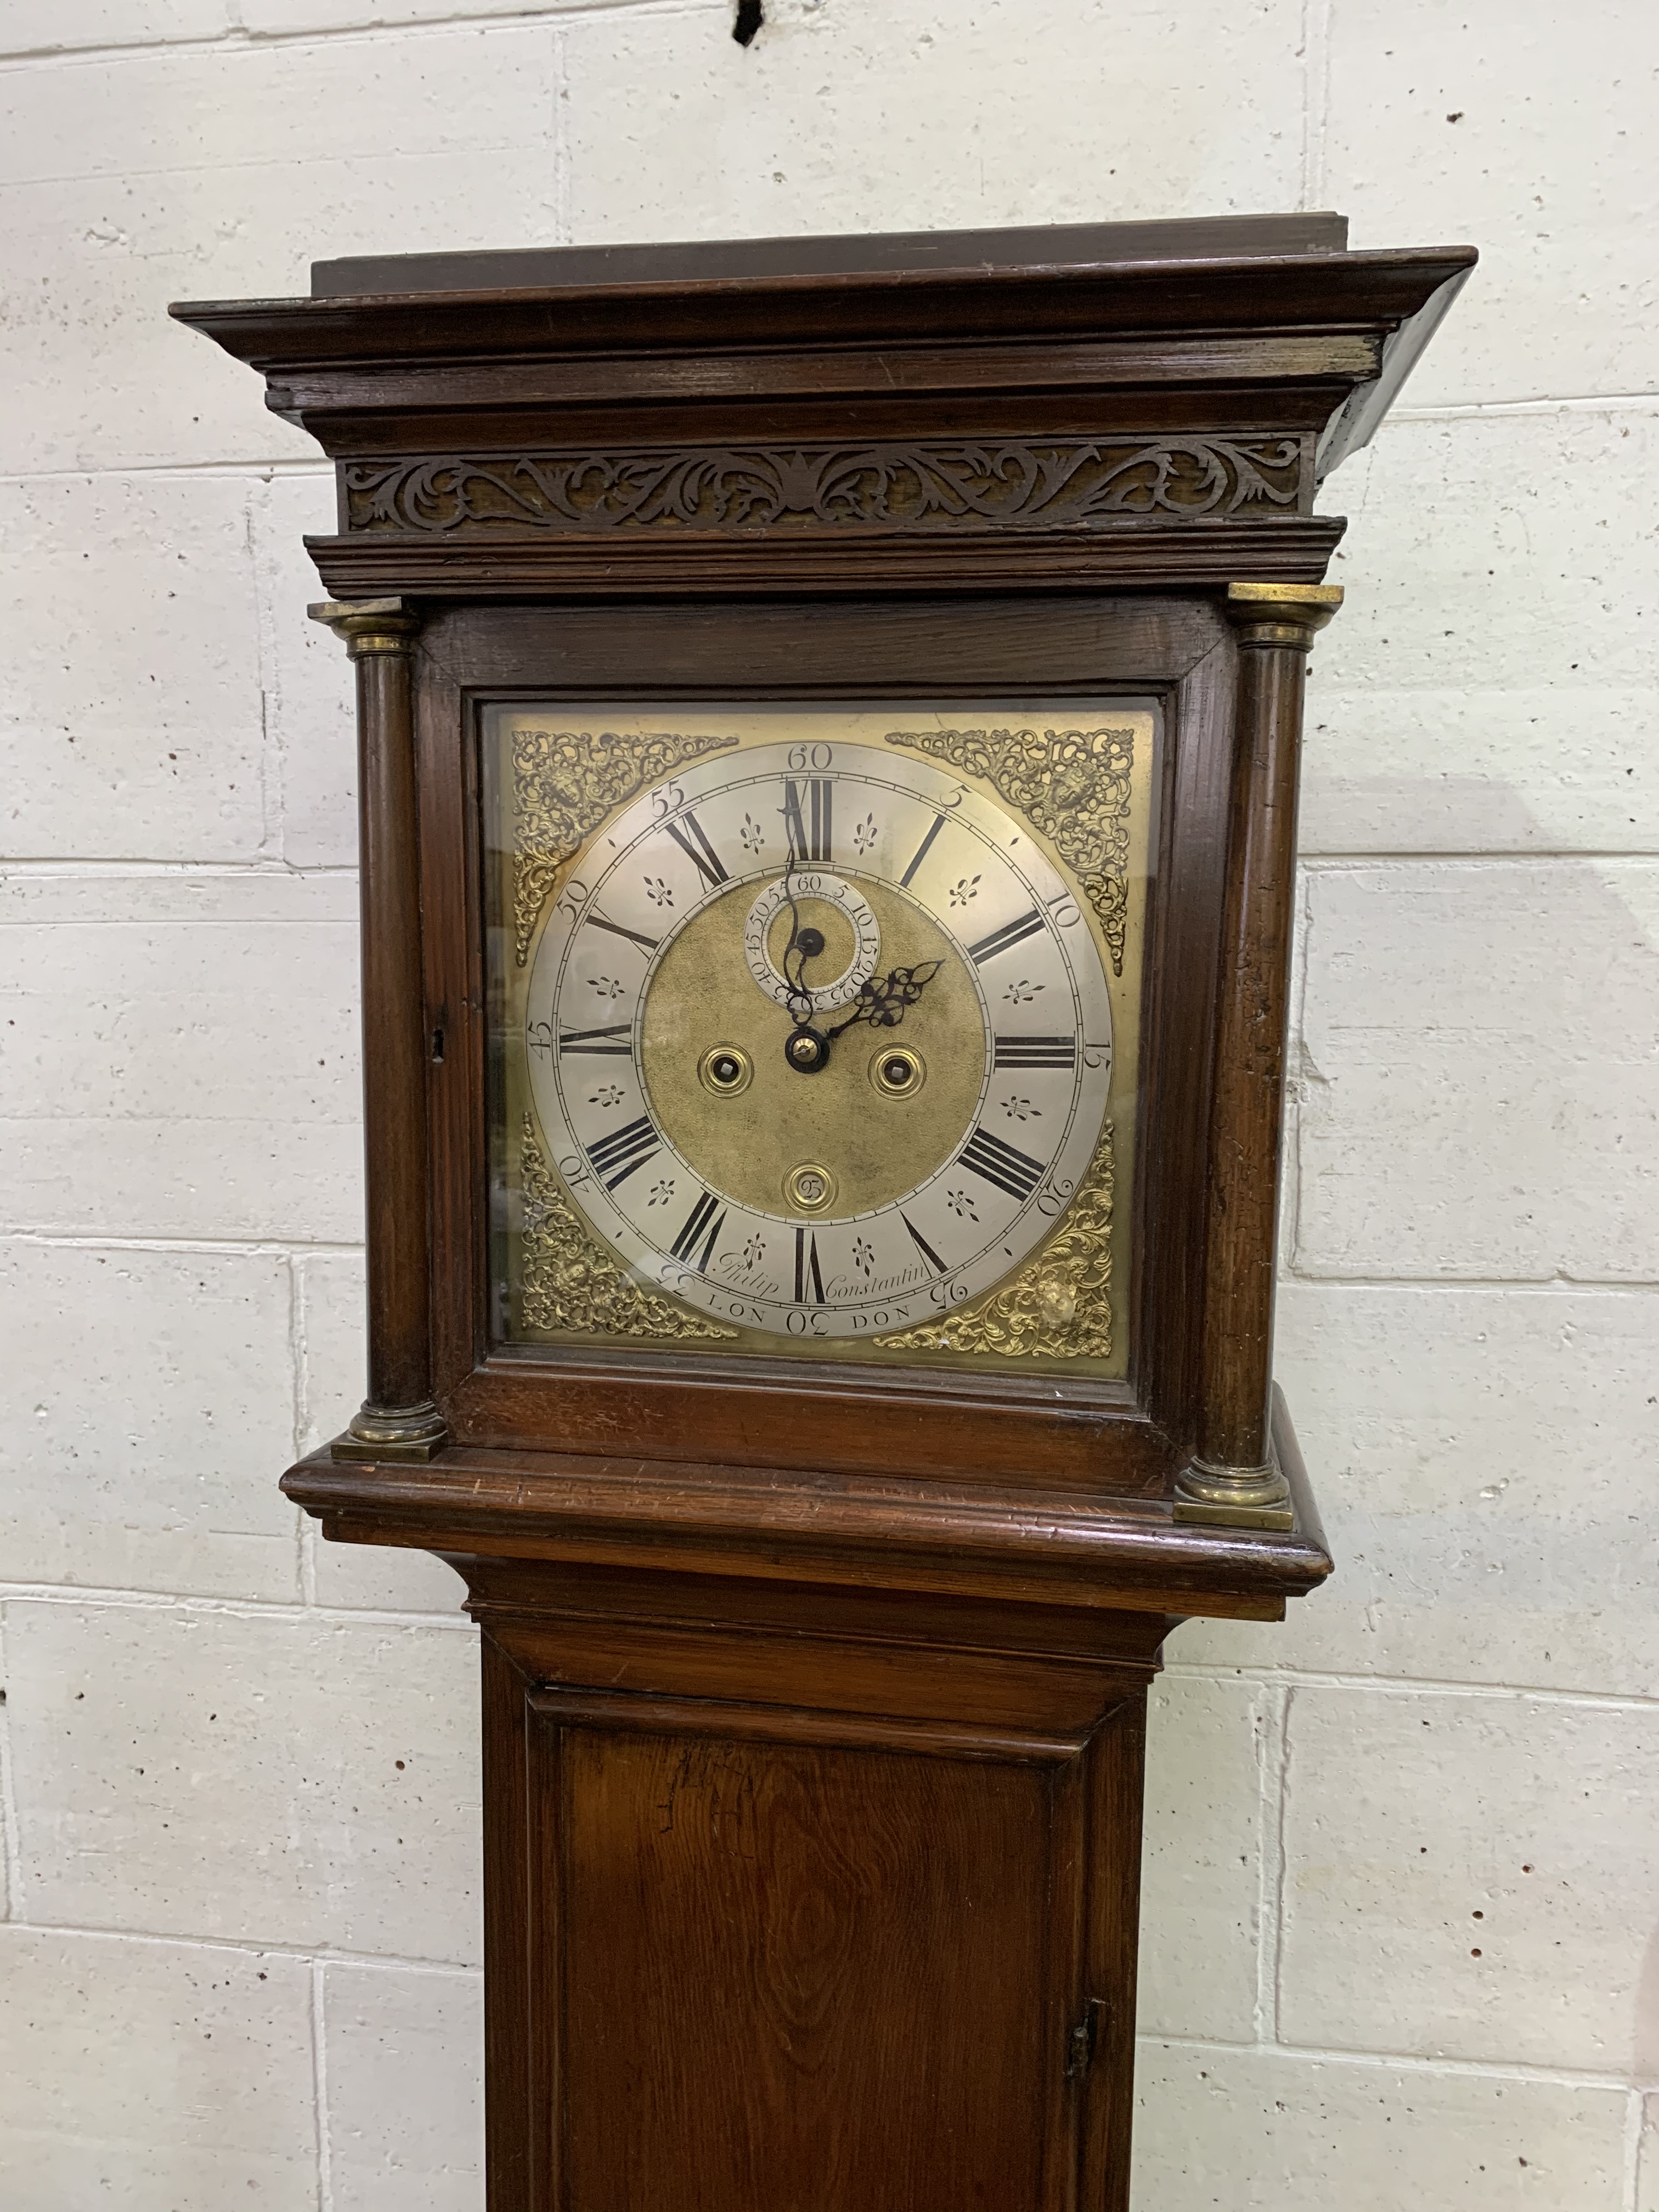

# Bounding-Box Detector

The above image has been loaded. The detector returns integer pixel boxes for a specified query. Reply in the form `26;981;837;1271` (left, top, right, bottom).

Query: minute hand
825;961;944;1039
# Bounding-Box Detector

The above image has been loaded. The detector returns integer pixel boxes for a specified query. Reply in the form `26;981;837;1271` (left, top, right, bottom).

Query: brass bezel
697;1042;754;1097
869;1043;926;1098
783;1161;838;1215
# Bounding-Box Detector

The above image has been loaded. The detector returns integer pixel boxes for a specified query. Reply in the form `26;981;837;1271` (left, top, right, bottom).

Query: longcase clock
175;212;1472;2209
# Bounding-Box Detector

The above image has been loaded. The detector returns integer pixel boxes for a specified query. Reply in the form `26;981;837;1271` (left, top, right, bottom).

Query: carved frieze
343;437;1307;537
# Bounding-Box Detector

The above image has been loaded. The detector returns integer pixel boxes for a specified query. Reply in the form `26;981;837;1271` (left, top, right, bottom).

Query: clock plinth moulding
174;212;1472;2210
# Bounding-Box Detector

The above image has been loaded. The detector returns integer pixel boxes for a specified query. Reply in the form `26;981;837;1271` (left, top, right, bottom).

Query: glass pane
483;701;1158;1379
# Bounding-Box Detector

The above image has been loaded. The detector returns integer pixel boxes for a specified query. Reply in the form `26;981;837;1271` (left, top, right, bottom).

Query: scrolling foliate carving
511;726;739;966
885;724;1136;974
520;1118;737;1342
881;1125;1114;1361
344;438;1306;537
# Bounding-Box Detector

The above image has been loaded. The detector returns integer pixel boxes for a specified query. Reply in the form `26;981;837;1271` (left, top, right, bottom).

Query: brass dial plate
489;703;1156;1373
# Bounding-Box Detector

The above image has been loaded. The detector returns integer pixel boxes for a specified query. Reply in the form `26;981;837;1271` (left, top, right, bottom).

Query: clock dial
522;739;1114;1342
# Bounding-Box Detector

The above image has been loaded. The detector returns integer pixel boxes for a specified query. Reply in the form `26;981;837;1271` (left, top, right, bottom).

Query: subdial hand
777;852;822;1029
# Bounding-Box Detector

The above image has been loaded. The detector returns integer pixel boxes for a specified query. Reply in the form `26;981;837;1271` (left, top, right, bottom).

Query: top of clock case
308;212;1354;298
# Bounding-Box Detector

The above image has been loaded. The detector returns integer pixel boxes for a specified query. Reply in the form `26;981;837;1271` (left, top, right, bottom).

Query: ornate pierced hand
825;961;944;1038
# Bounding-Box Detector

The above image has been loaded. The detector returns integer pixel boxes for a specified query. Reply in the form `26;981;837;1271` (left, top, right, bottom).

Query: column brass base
1172;1451;1294;1532
331;1399;449;1465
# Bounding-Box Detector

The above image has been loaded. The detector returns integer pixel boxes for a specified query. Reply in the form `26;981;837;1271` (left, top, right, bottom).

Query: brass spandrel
884;724;1136;973
510;724;740;966
518;1115;737;1342
880;1121;1114;1361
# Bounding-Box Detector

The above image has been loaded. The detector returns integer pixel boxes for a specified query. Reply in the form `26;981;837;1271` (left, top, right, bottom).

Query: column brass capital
1224;580;1344;652
308;596;422;659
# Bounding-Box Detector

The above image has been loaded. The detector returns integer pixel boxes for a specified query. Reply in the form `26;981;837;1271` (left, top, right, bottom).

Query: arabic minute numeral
1037;1174;1078;1219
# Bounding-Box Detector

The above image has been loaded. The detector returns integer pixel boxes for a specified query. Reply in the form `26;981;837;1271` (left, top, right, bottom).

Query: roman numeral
794;1225;826;1305
661;809;728;890
898;812;946;889
584;1114;659;1190
966;909;1045;966
669;1189;726;1272
901;1211;947;1274
782;777;833;864
959;1126;1046;1204
992;1035;1077;1070
558;1023;634;1057
585;913;659;956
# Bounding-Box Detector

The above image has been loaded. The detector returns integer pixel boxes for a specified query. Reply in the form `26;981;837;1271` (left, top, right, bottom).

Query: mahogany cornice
172;248;1472;375
171;247;1474;484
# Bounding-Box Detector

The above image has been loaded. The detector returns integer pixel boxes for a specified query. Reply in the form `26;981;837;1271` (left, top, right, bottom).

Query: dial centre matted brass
641;876;986;1221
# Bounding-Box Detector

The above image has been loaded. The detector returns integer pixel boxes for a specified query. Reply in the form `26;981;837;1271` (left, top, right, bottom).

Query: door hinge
1065;1996;1110;2081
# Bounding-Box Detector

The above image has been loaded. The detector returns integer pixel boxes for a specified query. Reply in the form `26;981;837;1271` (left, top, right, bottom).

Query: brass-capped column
1176;582;1343;1530
310;597;447;1464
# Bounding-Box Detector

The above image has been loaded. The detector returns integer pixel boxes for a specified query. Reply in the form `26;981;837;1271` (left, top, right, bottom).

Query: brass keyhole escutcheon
698;1043;754;1096
870;1045;925;1098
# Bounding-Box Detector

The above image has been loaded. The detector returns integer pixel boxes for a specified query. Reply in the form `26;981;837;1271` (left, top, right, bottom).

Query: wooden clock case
175;213;1472;2210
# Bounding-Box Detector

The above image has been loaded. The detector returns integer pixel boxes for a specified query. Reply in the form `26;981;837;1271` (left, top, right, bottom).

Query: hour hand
826;961;943;1038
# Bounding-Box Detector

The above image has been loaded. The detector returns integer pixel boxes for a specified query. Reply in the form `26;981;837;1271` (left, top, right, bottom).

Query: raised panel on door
524;1691;1091;2212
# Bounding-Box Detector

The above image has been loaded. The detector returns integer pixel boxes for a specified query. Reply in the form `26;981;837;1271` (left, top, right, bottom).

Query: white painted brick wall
1;3;1654;2205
